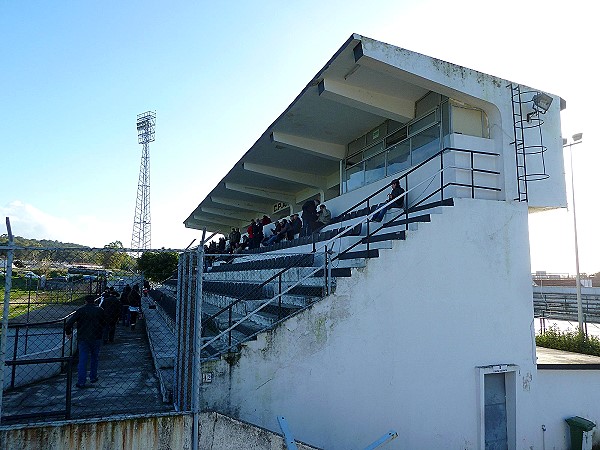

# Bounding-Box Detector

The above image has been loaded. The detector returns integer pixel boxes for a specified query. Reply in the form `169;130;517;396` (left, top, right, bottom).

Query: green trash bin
565;416;596;450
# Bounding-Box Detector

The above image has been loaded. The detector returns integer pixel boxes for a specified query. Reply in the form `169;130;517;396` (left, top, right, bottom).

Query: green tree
137;251;179;282
100;241;134;270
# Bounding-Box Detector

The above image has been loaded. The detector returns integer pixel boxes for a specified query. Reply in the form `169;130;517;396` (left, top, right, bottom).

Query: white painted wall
536;369;600;449
201;199;548;449
358;35;567;210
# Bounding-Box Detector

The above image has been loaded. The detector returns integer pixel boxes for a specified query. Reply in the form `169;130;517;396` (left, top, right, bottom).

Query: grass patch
6;287;89;320
536;326;600;357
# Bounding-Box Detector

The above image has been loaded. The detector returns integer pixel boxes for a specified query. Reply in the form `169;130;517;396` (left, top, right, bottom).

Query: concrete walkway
537;346;600;366
1;317;173;424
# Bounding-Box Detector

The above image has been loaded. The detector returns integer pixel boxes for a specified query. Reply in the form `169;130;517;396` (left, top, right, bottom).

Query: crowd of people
202;178;405;259
64;283;146;388
202;201;333;257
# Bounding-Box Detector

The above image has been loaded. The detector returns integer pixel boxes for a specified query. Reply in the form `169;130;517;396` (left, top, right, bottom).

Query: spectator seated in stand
371;178;405;222
264;219;289;246
262;220;281;246
313;204;332;232
289;214;302;240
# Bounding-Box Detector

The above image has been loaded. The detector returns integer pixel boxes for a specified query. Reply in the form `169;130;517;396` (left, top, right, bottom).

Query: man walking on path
101;290;121;343
65;296;106;388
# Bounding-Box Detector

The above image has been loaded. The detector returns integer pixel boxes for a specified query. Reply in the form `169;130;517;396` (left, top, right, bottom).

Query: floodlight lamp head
572;132;583;142
532;93;553;114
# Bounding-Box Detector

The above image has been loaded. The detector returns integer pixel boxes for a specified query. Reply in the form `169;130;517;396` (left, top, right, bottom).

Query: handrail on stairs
199;146;500;358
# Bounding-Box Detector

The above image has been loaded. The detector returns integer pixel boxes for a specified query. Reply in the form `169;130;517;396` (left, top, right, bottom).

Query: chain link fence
0;241;193;425
1;230;335;431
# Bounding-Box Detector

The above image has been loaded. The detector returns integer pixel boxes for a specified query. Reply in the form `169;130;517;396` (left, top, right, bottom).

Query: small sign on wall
273;202;288;214
202;372;213;383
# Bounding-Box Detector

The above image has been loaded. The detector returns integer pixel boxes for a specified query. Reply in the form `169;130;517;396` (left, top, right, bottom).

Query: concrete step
329;258;367;269
312;267;352;278
202;280;269;300
336;249;379;261
360;231;405;244
383;213;431;229
204;267;326;285
207;254;315;273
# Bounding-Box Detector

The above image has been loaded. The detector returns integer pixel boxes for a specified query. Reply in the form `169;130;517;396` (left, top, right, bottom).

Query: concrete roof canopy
183;33;543;233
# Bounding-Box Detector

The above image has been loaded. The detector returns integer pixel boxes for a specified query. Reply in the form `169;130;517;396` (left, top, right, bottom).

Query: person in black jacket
128;285;142;331
301;198;319;236
65;296;107;388
101;291;121;343
371;179;405;222
120;284;132;326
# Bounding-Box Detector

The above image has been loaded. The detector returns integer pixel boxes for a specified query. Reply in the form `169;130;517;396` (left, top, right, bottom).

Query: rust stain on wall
0;413;192;450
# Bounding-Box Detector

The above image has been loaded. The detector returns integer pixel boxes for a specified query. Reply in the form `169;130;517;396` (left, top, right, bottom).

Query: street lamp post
563;133;584;333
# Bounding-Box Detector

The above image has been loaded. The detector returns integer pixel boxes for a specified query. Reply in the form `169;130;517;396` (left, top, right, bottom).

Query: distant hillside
0;235;88;248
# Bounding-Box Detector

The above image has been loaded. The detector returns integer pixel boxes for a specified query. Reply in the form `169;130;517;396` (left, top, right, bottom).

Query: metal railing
7;311;75;390
534;291;600;324
198;146;501;361
338;145;500;219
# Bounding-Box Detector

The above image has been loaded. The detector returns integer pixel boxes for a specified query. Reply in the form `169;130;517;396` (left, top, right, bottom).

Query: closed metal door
484;373;508;450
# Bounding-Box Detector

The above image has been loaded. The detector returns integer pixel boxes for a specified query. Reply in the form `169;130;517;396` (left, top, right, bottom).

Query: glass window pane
363;141;384;159
387;141;411;175
386;126;407;147
408;111;436;136
345;162;365;192
365;152;386;184
442;101;450;137
346;151;363;166
411;125;440;166
415;92;441;117
387;119;403;135
348;135;366;155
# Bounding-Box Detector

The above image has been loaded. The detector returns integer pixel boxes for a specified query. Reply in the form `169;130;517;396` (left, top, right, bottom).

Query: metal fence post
324;245;329;296
0;217;15;420
191;233;205;450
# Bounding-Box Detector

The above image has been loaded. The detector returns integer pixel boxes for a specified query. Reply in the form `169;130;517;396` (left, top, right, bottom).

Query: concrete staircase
196;198;453;359
145;197;454;403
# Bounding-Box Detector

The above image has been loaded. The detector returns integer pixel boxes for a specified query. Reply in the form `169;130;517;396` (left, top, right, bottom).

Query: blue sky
1;1;597;274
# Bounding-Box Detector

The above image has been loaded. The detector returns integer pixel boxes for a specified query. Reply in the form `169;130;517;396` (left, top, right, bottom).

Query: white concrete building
184;35;597;449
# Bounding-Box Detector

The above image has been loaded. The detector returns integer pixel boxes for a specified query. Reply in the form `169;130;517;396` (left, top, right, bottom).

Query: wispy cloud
0;200;199;249
0;200;128;247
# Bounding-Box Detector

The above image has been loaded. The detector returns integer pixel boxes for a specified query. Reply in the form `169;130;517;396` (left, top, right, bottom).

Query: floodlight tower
131;111;156;251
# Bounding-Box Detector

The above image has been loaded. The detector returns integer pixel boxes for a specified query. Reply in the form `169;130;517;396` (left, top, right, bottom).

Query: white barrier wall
3;328;75;389
201;198;550;449
535;369;600;448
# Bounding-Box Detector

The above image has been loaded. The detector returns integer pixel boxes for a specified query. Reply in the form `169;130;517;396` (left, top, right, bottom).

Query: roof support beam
210;195;272;213
242;162;326;190
225;182;296;204
318;78;414;123
184;218;224;232
200;207;254;222
270;132;346;161
192;214;239;228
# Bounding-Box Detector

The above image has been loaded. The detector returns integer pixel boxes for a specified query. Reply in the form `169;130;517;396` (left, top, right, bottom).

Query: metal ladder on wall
508;83;550;202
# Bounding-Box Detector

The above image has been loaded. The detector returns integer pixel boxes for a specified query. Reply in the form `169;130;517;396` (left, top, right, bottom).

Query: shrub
536;326;600;357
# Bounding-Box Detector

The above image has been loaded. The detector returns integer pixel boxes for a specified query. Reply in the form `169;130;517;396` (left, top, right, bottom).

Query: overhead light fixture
532;92;553;114
572;132;583;142
527;92;554;122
